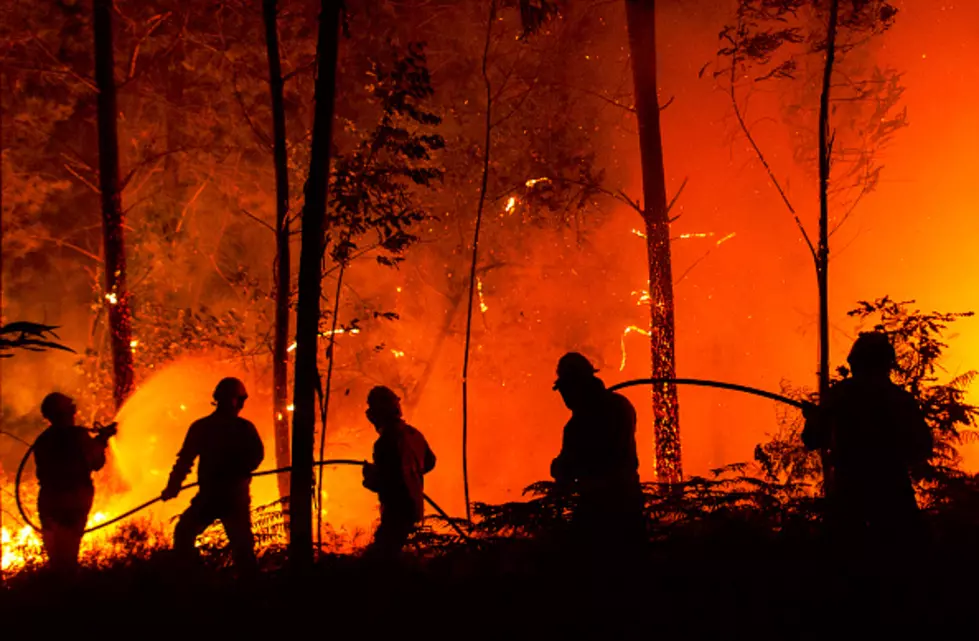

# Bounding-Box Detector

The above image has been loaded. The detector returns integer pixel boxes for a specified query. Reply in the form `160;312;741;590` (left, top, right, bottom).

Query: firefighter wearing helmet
161;377;264;572
549;352;644;561
361;385;436;560
802;332;933;560
32;392;116;573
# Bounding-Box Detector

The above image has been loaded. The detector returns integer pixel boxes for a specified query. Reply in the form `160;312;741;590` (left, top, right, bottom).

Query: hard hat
553;352;599;390
213;377;248;402
367;386;401;412
847;332;897;372
41;392;74;420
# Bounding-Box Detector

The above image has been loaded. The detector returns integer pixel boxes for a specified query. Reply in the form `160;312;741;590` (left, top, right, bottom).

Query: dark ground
3;531;978;640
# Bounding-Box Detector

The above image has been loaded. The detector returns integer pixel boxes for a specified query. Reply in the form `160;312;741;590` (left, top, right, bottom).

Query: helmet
553;352;599;390
367;386;402;415
847;332;897;374
41;392;74;421
213;377;248;403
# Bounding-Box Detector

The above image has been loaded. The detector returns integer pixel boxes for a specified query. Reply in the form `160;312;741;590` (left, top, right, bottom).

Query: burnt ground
3;531;979;639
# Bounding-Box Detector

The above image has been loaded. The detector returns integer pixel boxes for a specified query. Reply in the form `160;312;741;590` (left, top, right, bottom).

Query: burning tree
624;0;682;485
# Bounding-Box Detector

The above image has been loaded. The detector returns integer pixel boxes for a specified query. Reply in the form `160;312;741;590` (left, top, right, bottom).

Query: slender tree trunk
264;0;292;504
817;0;839;494
461;0;496;524
316;263;344;548
625;0;681;484
289;0;341;571
93;0;134;411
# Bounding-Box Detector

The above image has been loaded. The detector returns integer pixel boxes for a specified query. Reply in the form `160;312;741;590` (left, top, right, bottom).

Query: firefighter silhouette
550;352;644;556
32;392;116;572
161;377;264;571
361;386;436;560
803;332;933;558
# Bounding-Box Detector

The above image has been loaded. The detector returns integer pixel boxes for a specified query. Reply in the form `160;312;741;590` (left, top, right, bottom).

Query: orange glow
3;1;979;576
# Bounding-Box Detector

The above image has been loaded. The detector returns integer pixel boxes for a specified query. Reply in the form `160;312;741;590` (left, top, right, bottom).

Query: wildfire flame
505;196;517;213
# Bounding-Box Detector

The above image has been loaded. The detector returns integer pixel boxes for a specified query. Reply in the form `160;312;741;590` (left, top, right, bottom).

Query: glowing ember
391;349;405;358
104;292;118;305
287;404;295;412
632;228;647;239
525;177;550;187
620;324;652;371
477;277;489;313
287;341;297;352
505;196;516;213
678;232;713;239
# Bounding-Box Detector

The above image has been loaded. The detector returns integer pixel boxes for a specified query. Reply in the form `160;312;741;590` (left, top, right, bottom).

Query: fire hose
9;378;808;545
13;444;469;541
607;377;809;410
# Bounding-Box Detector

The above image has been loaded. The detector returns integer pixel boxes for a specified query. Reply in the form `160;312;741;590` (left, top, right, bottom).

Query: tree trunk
817;0;840;495
625;0;681;485
461;0;497;524
93;0;134;411
264;0;292;504
289;0;341;571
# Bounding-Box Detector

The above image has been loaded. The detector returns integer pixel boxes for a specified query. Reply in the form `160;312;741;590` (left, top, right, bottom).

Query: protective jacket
551;378;640;488
803;376;933;510
165;412;264;496
363;421;436;522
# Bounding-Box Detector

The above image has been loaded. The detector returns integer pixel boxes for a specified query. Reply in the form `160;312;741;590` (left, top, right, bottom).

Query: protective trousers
173;489;256;570
38;486;94;572
364;504;416;561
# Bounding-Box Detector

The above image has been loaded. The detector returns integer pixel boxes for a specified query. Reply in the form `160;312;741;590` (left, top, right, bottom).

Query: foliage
0;322;74;357
713;0;908;228
753;297;978;497
327;42;445;270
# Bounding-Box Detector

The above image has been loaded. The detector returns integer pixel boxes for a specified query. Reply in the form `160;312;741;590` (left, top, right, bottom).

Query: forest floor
2;525;977;640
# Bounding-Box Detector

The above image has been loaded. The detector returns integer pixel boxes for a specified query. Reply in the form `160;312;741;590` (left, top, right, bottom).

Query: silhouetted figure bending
550;353;644;557
362;386;436;560
33;392;116;573
803;332;933;561
161;377;264;571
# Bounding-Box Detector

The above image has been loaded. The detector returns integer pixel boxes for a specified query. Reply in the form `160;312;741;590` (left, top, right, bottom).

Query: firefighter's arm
84;425;114;472
162;424;200;500
424;443;436;475
362;442;382;493
800;402;829;451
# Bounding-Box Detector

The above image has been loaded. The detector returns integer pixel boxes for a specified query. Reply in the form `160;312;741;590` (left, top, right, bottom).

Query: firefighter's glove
160;485;180;502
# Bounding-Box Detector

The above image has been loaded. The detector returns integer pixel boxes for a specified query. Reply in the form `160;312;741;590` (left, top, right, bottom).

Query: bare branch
128;12;172;80
728;56;816;260
666;176;689;223
120;147;191;190
30;36;97;92
29;234;103;263
232;69;272;148
62;163;101;194
236;207;276;234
